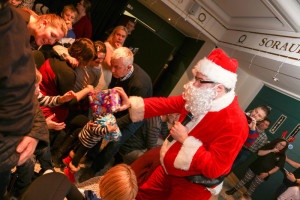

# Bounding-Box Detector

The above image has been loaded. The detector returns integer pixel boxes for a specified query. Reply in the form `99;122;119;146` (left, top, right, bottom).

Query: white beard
182;81;217;118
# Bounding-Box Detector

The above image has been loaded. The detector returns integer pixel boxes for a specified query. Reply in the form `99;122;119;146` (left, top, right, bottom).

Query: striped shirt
37;92;61;107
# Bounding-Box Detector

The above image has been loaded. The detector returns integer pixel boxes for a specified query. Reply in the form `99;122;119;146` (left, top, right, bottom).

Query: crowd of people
1;0;300;200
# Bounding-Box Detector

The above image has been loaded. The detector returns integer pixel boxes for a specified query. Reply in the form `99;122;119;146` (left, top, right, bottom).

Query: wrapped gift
88;89;121;116
96;113;122;150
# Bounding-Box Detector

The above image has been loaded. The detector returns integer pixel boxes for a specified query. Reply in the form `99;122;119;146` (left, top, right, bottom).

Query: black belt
185;174;227;187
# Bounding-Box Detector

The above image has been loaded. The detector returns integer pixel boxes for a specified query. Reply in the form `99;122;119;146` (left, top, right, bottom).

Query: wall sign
269;114;287;134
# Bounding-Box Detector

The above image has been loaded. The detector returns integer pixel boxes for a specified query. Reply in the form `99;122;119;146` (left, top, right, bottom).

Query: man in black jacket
0;2;49;198
79;47;153;182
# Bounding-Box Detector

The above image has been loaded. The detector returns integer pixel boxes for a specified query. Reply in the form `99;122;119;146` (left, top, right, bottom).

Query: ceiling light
272;76;279;82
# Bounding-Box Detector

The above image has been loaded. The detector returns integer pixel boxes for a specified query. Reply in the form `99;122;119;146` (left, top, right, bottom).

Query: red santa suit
128;48;248;200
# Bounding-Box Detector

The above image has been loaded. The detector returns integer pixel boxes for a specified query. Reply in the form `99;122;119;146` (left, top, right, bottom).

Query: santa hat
194;48;238;89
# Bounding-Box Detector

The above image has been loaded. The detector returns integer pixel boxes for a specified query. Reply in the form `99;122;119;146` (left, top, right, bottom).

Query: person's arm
286;171;299;184
258;166;280;180
17;101;49;165
74;85;94;101
38;91;76;107
257;147;279;156
267;166;280;176
53;45;79;67
286;156;300;169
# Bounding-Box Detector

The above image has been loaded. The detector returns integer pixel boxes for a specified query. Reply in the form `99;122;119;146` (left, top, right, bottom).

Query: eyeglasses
194;76;215;84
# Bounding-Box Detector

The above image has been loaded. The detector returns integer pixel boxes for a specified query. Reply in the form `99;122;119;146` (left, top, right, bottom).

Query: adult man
79;47;152;181
0;2;49;198
116;48;248;200
232;106;271;169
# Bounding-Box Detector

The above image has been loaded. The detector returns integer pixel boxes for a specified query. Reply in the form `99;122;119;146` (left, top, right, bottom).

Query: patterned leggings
234;169;264;196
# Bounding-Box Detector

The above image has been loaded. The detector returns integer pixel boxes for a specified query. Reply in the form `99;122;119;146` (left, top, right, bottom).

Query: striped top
37;92;61;107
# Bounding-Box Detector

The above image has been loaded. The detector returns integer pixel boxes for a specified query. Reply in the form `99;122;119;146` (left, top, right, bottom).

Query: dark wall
128;22;174;83
126;0;204;96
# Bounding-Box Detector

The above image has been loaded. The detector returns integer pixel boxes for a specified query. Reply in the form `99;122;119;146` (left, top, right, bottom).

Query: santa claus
115;48;248;200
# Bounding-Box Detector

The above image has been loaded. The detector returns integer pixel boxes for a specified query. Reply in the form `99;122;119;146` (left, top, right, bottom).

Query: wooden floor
210;173;249;200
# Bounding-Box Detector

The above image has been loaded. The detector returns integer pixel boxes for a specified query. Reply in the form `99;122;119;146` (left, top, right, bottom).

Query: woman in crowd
101;26;128;88
226;138;288;199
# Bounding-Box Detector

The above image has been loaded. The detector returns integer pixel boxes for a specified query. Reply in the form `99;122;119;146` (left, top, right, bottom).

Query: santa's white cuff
128;96;145;122
174;136;202;170
207;181;223;195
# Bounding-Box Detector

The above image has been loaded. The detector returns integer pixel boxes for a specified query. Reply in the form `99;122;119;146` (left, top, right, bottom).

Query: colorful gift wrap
88;89;121;115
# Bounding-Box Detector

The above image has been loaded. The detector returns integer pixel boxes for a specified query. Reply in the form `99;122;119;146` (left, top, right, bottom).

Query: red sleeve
143;95;187;119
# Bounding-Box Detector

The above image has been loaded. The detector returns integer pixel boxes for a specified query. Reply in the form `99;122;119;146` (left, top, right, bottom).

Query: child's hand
59;91;76;103
46;114;66;130
107;123;117;132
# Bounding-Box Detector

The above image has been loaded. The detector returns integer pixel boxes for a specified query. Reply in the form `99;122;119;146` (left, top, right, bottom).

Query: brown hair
94;41;106;54
99;164;138;200
68;38;96;63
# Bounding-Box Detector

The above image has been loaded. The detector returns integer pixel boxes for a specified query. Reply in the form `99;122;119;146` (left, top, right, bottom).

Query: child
59;4;78;45
99;163;138;200
63;89;122;183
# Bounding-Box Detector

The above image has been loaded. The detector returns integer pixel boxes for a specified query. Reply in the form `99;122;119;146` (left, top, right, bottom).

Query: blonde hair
99;164;138;200
106;26;128;46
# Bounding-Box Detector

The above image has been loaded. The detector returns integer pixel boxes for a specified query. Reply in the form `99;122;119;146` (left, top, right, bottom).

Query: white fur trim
128;96;145;122
207;181;223;195
210;90;235;112
174;136;202;170
195;57;237;89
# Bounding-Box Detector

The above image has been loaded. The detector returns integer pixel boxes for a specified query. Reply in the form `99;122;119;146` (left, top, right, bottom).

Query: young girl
226;138;288;199
62;89;122;183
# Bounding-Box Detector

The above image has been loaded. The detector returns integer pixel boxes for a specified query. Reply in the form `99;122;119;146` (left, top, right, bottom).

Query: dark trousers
90;121;144;172
35;145;53;173
0;170;11;200
13;159;35;197
232;147;252;170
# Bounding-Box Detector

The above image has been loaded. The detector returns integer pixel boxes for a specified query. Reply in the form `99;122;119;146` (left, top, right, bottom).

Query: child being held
63;89;122;182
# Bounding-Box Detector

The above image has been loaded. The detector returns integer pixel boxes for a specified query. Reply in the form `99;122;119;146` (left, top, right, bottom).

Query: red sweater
73;15;92;39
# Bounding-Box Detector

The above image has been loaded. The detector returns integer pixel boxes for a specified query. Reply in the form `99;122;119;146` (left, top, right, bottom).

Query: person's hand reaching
114;87;131;111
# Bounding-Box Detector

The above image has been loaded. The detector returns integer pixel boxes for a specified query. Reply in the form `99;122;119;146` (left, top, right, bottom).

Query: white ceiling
137;0;300;100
